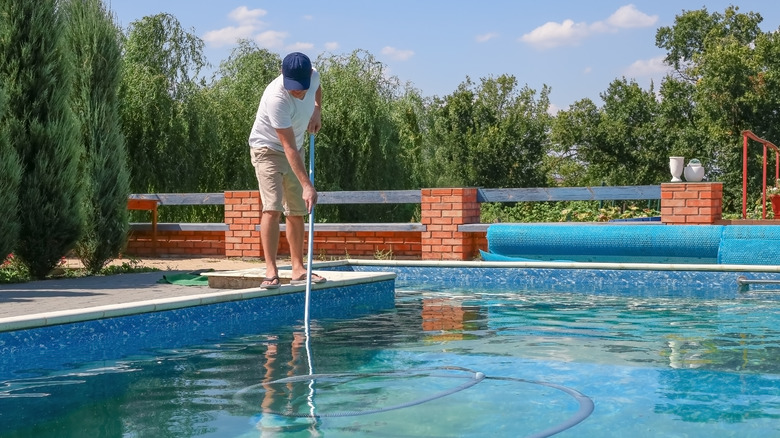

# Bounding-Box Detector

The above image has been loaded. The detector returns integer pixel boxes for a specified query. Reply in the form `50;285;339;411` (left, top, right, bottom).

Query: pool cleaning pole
304;133;317;420
304;133;315;370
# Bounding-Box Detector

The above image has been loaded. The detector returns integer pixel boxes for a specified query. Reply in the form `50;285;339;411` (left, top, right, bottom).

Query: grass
374;248;395;260
0;255;159;284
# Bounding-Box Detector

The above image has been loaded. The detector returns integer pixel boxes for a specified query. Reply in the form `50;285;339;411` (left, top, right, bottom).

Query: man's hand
308;106;321;133
302;183;318;213
308;85;323;133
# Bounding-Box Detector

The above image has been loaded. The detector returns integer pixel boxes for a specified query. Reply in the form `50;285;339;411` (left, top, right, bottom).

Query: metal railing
129;186;661;207
742;130;780;219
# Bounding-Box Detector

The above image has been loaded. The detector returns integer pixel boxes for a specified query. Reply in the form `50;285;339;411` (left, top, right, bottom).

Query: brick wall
224;191;262;258
153;190;429;260
124;188;488;260
420;188;481;260
661;182;723;224
312;230;421;258
126;228;434;259
125;230;225;257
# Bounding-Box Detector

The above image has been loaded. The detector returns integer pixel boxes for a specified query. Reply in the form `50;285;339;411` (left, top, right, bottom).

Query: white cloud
606;4;657;29
476;32;499;43
520;4;658;49
205;6;318;51
229;6;267;24
324;41;340;51
520;19;591;49
255;30;288;49
203;25;258;47
623;55;670;77
583;66;592;74
204;7;268;47
381;46;415;61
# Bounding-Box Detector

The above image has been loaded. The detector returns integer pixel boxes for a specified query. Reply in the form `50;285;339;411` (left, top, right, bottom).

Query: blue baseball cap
282;52;312;90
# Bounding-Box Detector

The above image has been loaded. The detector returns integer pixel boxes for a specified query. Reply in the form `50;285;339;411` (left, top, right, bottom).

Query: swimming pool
1;262;779;437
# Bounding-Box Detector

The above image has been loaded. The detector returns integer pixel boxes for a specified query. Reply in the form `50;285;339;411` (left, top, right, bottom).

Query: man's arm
308;85;322;133
276;126;317;213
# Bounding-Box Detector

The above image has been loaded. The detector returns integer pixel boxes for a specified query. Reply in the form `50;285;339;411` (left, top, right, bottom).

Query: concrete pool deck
0;266;395;333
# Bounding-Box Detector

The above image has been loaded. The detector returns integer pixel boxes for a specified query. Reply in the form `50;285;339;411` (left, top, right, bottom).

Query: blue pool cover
484;223;780;265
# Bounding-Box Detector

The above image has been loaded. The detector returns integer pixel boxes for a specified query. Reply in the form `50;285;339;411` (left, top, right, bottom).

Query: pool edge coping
0;270;396;333
345;259;780;272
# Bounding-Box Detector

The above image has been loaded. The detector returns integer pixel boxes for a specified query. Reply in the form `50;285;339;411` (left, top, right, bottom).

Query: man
249;52;325;288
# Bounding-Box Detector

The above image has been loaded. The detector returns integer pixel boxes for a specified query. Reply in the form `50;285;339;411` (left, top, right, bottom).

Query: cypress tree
0;0;85;278
65;0;130;274
0;88;22;260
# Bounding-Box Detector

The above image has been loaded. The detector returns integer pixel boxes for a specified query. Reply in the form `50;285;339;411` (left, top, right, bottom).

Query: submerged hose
235;366;594;437
488;375;594;438
236;369;484;418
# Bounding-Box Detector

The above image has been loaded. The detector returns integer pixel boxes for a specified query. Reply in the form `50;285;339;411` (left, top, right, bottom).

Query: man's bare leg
285;215;306;279
261;211;282;279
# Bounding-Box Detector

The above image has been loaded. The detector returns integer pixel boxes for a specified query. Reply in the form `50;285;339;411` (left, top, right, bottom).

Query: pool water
1;283;779;437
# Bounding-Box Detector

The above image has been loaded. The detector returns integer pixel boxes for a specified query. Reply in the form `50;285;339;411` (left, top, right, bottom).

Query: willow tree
205;40;280;192
120;13;208;195
316;50;412;222
0;0;84;278
390;86;428;190
65;0;130;274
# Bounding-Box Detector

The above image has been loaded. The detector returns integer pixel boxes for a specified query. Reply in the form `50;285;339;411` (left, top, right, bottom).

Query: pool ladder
736;276;780;293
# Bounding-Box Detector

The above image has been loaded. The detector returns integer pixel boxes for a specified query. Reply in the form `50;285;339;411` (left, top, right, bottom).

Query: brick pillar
420;188;480;260
224;191;263;258
661;182;723;224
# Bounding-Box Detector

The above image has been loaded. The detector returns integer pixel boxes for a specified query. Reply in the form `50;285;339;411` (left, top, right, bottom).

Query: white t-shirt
248;69;321;152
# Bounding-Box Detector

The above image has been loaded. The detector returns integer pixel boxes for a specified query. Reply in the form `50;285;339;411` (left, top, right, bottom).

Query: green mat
157;270;213;286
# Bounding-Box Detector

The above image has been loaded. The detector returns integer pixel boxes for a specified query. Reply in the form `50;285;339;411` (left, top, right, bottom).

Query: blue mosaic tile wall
0;280;395;380
345;265;780;299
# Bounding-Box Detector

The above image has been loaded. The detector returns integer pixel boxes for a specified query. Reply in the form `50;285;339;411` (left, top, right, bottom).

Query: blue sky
108;1;780;112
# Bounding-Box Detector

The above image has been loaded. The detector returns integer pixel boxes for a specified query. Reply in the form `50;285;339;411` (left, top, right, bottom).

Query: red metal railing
742;130;780;219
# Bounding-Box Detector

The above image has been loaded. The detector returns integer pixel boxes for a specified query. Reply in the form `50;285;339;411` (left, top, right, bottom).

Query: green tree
64;0;130;274
0;0;85;278
120;13;208;195
316;50;411;221
206;41;279;192
424;81;476;187
551;78;666;188
548;98;600;186
656;6;762;81
588;78;663;185
655;77;701;160
391;86;428;190
422;75;550;188
0;87;22;259
656;5;772;212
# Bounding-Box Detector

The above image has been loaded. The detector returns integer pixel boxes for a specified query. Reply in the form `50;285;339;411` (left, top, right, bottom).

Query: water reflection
400;290;780;374
254;332;321;437
421;298;484;341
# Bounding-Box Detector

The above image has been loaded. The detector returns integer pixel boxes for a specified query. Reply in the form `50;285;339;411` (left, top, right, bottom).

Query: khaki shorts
250;147;307;217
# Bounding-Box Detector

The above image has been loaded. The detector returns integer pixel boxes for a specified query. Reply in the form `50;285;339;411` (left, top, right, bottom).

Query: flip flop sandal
290;273;327;286
260;275;280;289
